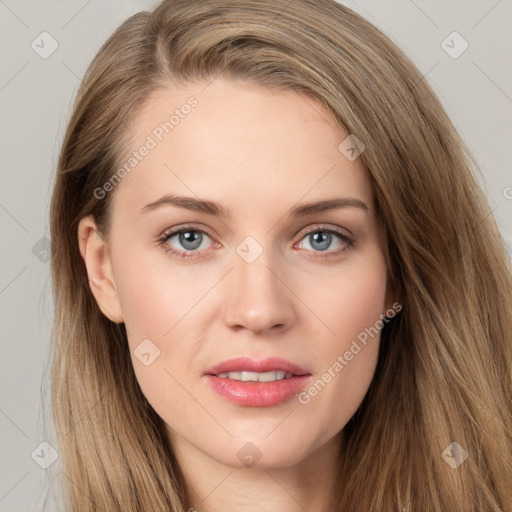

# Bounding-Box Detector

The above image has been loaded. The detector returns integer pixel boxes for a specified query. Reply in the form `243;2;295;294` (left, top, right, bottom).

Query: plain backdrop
1;1;511;510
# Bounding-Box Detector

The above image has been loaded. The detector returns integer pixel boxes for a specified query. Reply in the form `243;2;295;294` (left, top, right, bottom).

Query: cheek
300;246;388;353
295;246;387;414
332;269;387;344
112;247;204;340
111;250;201;420
111;248;211;395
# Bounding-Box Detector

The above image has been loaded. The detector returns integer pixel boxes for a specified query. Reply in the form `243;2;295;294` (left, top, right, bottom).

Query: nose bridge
222;237;296;333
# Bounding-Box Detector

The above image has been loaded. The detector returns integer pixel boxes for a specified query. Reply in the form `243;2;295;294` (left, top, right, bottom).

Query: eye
157;225;216;260
157;224;354;261
295;225;354;259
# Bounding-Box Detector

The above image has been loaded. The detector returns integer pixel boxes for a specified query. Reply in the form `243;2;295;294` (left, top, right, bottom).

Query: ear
77;215;124;323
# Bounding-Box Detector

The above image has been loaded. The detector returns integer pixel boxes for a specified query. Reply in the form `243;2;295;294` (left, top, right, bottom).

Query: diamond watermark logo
236;236;264;264
32;236;51;262
237;442;262;468
441;31;469;59
31;441;59;469
134;338;161;366
31;32;59;59
441;441;468;468
338;134;365;161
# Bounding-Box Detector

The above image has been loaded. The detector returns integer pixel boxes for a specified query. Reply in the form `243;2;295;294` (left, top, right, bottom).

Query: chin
205;435;318;470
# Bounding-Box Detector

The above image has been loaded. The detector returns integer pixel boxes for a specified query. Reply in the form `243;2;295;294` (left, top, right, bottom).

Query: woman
49;0;512;510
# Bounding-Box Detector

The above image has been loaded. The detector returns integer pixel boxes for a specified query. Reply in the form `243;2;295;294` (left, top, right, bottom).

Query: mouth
213;370;296;382
203;356;312;407
204;356;310;378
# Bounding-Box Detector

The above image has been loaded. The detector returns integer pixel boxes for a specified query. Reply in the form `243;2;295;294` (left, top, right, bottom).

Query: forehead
111;78;373;216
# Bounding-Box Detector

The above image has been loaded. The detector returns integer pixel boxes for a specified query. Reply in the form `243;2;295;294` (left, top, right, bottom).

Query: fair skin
78;78;395;512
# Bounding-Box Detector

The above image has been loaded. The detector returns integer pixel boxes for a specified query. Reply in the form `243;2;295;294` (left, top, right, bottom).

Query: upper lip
204;357;310;376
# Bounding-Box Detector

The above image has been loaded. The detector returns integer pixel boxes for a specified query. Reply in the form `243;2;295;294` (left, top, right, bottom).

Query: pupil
180;230;202;250
311;232;331;251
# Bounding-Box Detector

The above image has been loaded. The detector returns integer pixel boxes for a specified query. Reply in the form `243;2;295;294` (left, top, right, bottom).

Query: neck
171;431;343;512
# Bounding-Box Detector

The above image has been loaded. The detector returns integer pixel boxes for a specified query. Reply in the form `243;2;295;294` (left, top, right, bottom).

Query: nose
222;249;297;335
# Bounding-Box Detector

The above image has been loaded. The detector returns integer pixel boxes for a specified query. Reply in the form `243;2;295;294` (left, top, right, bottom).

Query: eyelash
156;224;354;261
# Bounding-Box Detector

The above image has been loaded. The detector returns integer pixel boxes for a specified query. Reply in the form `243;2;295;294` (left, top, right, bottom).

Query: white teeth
216;370;293;382
240;371;258;382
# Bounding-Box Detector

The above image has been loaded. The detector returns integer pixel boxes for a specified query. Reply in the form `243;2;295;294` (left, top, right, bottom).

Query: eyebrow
140;194;369;217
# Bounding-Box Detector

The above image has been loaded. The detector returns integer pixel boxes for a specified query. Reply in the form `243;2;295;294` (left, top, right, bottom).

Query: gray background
1;0;511;510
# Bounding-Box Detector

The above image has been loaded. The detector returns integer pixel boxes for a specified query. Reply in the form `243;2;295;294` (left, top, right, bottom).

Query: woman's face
80;78;394;470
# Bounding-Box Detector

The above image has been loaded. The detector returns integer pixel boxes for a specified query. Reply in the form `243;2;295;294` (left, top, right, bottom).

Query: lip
203;356;310;377
203;357;312;407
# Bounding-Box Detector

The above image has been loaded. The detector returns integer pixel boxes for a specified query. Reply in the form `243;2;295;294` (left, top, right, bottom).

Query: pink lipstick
203;356;312;407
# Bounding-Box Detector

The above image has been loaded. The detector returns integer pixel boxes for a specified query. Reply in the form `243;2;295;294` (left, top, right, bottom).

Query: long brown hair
49;0;512;510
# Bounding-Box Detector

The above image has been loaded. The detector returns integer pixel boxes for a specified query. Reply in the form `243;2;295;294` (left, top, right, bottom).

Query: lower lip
204;374;312;407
